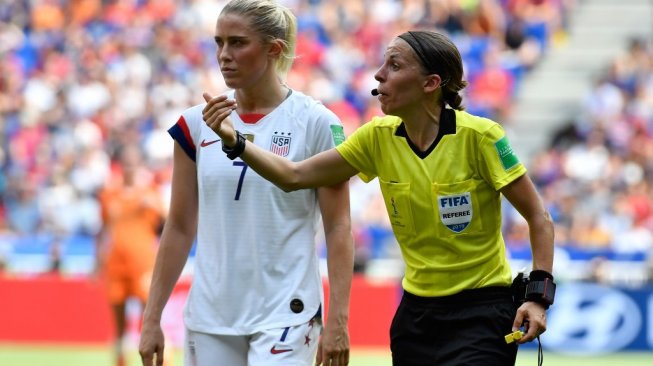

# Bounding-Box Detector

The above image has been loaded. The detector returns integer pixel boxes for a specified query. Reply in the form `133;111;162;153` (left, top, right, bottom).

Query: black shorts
390;287;518;366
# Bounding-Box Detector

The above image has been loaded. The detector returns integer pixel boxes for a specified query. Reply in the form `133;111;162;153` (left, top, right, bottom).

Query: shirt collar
395;108;456;158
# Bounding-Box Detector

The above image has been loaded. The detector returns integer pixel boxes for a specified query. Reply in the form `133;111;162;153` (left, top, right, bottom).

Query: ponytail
442;79;467;110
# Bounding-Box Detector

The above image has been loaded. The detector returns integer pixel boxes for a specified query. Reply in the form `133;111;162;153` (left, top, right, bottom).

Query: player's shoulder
286;89;341;123
344;116;400;143
363;115;402;130
286;90;331;113
287;89;319;108
454;109;502;136
180;102;207;120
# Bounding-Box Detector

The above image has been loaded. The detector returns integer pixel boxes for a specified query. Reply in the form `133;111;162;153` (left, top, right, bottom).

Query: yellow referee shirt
336;109;526;297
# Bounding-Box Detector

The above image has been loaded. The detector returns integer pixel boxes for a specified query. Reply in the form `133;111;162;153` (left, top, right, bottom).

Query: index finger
314;341;324;366
154;347;165;366
202;93;228;112
512;309;524;332
518;322;540;344
331;349;349;366
139;352;153;366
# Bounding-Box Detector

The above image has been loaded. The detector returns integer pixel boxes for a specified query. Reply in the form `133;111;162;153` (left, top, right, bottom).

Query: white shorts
184;317;322;366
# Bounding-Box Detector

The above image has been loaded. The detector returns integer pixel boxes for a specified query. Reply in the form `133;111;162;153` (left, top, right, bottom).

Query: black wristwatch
222;130;246;160
525;270;556;309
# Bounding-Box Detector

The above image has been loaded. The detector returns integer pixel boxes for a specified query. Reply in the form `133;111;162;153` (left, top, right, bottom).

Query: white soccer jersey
168;90;344;335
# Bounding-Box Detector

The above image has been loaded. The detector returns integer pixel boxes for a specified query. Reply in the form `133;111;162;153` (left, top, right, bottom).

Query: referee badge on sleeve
330;125;345;146
494;136;519;170
438;193;472;233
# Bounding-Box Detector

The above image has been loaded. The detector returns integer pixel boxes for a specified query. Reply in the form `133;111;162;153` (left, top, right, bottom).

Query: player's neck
402;105;442;150
234;84;290;115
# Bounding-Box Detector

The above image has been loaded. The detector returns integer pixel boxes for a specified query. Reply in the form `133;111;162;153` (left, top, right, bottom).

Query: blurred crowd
517;36;653;284
11;1;652;280
502;37;653;260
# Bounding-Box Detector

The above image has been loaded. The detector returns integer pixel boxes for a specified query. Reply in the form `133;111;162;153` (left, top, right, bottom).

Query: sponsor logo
438;193;472;233
270;345;293;355
544;283;642;354
200;139;220;147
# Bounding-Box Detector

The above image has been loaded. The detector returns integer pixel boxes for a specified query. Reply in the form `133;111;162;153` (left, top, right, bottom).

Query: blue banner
541;283;653;353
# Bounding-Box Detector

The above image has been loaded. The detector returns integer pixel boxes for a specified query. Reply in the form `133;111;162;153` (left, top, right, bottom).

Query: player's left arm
501;174;553;272
316;180;354;366
500;173;555;343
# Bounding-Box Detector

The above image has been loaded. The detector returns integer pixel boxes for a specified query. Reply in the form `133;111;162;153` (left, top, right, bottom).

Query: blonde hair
220;0;297;79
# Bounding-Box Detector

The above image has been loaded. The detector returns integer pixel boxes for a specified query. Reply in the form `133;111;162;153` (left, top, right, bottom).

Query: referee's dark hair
398;30;468;111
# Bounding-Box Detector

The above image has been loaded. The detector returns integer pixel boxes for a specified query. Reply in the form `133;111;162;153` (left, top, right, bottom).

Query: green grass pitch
0;344;651;366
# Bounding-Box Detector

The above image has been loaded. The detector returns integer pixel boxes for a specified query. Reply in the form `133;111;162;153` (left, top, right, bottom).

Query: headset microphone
371;89;379;96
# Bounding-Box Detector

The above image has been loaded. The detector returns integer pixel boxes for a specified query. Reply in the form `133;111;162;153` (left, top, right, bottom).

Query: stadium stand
1;0;651;287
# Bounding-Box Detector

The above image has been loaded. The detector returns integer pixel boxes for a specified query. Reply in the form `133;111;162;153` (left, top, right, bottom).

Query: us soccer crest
270;132;292;157
438;192;472;233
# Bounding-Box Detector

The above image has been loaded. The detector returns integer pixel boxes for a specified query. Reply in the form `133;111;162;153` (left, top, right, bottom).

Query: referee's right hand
512;301;548;344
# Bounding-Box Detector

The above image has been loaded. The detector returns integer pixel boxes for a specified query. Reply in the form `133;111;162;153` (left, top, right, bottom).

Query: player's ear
267;39;284;59
423;74;442;93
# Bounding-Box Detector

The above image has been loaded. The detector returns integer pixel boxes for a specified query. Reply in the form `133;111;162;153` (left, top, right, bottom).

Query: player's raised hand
315;322;350;366
202;92;237;145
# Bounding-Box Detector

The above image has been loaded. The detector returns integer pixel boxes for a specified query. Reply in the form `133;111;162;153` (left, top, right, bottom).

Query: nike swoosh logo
270;346;293;355
200;139;220;147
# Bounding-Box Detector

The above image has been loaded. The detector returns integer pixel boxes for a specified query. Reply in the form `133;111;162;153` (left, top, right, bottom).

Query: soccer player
138;1;353;366
96;143;165;366
204;30;555;366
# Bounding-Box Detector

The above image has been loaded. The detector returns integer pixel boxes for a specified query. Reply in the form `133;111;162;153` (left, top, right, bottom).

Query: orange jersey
99;184;163;303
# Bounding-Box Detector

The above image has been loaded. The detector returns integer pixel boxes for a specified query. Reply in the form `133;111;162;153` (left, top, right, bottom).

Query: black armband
525;270;556;309
222;130;246;160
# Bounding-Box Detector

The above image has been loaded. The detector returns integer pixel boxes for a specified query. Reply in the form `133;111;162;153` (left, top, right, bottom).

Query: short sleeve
305;102;345;156
335;119;378;183
477;123;527;191
167;104;206;162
